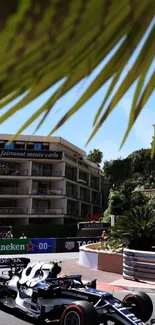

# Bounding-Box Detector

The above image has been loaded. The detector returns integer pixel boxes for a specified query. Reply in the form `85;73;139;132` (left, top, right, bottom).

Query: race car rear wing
0;257;30;269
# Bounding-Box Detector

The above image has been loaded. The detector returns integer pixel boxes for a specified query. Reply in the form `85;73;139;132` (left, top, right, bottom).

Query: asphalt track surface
0;253;155;324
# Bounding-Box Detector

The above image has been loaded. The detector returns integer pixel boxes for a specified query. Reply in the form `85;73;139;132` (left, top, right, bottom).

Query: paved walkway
110;278;155;292
62;259;155;293
61;259;128;291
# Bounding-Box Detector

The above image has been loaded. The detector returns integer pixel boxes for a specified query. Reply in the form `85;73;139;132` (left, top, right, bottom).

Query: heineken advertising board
0;238;56;255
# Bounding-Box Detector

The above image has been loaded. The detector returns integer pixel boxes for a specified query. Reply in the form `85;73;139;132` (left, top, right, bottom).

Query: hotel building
0;135;103;226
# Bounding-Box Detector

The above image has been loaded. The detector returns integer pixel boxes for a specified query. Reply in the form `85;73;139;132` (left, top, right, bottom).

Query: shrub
110;206;155;251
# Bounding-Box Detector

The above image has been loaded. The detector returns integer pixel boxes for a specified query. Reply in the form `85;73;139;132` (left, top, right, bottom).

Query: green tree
108;189;124;216
110;206;155;251
0;1;154;154
131;191;149;208
87;149;103;164
103;158;131;185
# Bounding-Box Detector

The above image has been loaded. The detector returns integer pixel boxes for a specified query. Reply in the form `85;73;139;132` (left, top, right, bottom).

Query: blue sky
0;24;154;162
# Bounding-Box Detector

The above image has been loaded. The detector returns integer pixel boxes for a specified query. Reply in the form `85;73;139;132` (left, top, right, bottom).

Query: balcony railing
0;207;28;214
0;169;29;176
0;187;29;195
66;191;78;198
31;188;63;195
31;170;62;177
31;208;63;215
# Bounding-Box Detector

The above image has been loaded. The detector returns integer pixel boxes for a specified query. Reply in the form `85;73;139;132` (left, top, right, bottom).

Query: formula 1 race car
0;257;154;325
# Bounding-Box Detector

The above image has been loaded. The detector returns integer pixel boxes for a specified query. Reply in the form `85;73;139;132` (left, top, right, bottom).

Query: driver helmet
50;263;61;277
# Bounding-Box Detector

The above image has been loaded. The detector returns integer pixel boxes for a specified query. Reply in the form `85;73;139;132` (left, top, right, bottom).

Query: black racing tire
60;300;98;325
123;291;153;322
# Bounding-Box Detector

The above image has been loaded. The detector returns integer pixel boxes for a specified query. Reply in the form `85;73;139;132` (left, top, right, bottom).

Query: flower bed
79;242;123;274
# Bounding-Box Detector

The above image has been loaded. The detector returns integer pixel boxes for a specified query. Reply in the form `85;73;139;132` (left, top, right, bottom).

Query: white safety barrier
79;243;100;270
123;248;155;281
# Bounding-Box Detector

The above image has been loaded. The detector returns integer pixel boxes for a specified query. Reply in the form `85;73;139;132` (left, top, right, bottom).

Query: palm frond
0;0;154;151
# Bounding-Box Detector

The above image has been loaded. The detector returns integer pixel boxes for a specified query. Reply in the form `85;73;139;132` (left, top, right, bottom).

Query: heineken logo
0;238;56;255
0;241;35;252
27;242;35;251
0;243;25;251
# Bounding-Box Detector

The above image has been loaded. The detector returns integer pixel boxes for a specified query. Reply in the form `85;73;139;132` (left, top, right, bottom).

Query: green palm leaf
111;206;155;249
0;0;154;152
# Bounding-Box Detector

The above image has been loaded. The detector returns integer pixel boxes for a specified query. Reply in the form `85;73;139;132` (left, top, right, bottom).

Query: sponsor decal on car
0;258;22;264
61;290;89;300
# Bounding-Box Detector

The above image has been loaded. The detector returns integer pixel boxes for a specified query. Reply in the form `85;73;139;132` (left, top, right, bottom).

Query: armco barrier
0;238;56;255
123;248;155;281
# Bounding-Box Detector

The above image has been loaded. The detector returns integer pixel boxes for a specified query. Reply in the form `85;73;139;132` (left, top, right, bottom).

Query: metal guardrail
123;248;155;281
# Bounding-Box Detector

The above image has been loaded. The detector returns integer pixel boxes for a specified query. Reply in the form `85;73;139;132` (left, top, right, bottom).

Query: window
32;181;50;194
34;143;41;150
0;162;20;176
42;143;49;150
32;199;50;212
32;163;52;176
42;164;52;172
5;142;14;149
27;142;34;150
0;181;17;188
14;142;25;149
0;141;5;148
66;184;73;196
80;188;85;199
0;199;16;207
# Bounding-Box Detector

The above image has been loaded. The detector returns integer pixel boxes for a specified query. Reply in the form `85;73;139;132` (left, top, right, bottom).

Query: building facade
0;135;102;226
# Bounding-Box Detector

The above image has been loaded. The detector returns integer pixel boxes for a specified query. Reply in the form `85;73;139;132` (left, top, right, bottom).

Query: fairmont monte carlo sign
0;149;62;160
